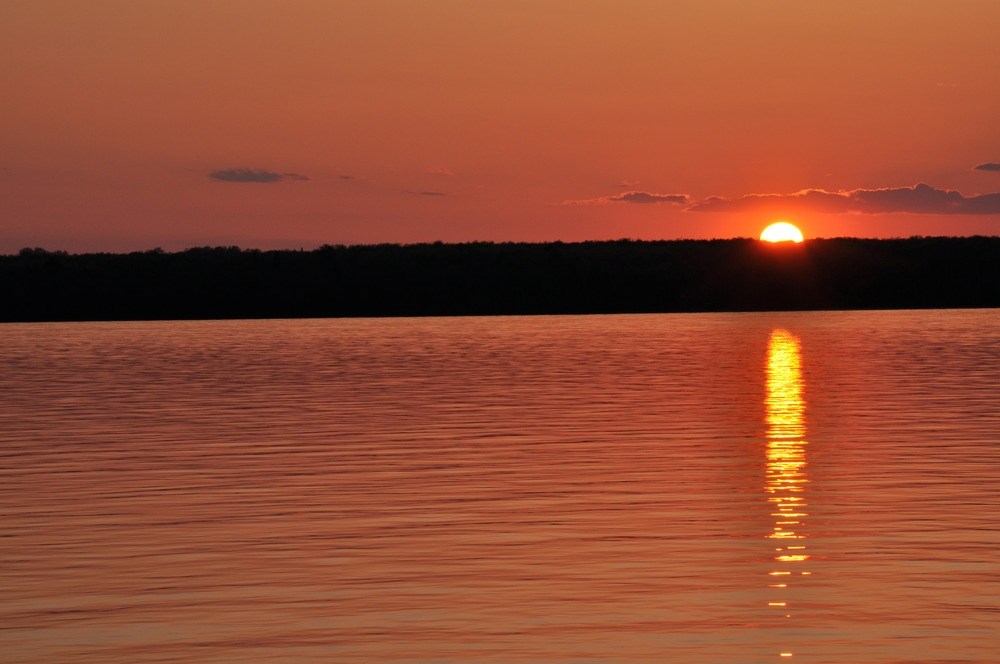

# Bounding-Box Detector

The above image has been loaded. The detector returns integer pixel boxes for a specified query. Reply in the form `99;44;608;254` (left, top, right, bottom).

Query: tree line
2;237;997;321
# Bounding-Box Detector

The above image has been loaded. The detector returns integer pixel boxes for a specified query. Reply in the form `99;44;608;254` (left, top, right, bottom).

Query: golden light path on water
765;329;810;659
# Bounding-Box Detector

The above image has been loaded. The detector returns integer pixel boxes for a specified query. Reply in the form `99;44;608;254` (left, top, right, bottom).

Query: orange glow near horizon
760;222;805;244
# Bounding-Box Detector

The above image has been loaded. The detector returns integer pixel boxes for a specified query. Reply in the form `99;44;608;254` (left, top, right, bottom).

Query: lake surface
2;310;998;662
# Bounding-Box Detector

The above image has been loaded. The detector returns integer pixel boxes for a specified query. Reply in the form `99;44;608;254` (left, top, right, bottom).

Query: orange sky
2;0;999;252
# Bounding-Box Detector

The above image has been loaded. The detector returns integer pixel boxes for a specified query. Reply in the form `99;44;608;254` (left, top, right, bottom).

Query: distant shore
2;237;998;322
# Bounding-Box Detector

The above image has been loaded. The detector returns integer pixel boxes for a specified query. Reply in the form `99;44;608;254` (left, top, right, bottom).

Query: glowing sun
760;221;804;243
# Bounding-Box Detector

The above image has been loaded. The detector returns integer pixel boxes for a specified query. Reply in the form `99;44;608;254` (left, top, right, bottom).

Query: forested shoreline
3;237;998;322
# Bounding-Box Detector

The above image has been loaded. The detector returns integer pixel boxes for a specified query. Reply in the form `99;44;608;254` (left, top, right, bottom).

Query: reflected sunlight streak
765;329;810;658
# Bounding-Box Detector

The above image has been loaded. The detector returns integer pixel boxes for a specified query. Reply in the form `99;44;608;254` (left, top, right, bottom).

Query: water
1;310;998;662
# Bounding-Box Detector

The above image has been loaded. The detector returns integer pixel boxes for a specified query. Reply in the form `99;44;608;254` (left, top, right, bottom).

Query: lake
2;310;998;662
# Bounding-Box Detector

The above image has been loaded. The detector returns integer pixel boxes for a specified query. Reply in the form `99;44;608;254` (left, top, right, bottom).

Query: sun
760;221;804;243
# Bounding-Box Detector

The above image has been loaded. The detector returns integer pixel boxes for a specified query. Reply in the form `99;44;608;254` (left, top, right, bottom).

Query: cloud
687;189;852;214
687;183;1000;215
337;174;356;180
209;168;308;183
973;163;1000;172
410;190;447;196
563;190;690;205
429;166;453;176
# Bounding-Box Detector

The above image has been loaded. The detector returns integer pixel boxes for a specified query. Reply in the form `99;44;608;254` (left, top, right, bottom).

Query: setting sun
760;222;805;243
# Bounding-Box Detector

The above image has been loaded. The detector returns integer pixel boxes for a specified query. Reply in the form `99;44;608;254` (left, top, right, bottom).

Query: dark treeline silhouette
2;237;998;322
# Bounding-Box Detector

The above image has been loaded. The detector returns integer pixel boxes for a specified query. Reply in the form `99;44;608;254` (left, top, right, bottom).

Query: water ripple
1;311;998;662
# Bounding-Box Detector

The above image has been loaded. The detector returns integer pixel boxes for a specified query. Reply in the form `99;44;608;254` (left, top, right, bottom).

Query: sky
2;0;999;252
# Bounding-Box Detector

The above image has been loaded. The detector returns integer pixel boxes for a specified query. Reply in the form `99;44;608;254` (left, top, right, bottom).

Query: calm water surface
2;310;998;662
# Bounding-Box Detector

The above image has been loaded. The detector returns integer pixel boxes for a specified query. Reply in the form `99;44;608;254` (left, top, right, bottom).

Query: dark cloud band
564;191;690;205
687;183;1000;215
209;168;309;183
973;163;1000;172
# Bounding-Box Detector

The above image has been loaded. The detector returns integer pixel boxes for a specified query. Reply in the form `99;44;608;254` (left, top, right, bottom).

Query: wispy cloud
563;190;690;205
337;174;357;180
410;190;447;196
687;183;1000;215
973;162;1000;172
209;168;309;183
428;166;453;176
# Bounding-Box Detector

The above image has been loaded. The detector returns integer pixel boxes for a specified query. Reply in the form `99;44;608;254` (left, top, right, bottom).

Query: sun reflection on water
765;329;809;658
